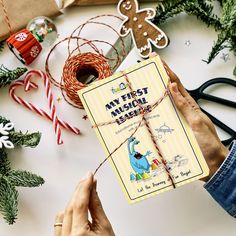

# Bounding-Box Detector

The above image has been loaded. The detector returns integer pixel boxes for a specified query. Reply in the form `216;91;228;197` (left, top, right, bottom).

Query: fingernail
93;179;97;190
81;171;92;181
171;83;178;93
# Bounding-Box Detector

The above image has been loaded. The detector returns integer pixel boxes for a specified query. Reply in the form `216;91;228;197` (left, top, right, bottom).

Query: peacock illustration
127;137;151;175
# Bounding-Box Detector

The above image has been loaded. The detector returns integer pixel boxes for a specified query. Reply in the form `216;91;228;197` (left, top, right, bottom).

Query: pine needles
0;65;27;87
0;116;44;225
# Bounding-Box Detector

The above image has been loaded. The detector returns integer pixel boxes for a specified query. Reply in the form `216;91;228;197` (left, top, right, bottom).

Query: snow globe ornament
27;16;58;48
7;16;57;65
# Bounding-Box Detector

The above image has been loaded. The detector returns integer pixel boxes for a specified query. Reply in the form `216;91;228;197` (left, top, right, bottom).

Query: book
78;56;209;203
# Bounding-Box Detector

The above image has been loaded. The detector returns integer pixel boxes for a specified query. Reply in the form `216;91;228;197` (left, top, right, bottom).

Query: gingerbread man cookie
117;0;168;58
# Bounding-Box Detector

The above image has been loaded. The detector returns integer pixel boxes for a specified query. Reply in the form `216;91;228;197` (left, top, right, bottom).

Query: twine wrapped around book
93;71;176;188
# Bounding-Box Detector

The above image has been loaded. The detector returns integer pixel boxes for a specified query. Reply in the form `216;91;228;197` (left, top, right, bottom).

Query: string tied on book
93;71;176;189
0;0;12;35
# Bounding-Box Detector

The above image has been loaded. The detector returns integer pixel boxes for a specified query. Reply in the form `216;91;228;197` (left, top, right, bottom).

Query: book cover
78;56;209;203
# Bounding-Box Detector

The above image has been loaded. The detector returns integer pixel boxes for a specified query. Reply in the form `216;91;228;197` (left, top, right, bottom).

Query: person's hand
54;172;115;236
163;60;229;181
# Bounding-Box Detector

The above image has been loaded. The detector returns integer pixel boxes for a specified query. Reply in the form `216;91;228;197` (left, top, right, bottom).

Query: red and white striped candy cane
9;70;81;144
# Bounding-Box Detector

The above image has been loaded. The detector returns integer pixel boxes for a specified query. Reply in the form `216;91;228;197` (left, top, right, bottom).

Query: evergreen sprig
0;176;18;225
8;170;45;188
0;116;44;224
9;131;41;148
0;65;27;88
153;0;236;76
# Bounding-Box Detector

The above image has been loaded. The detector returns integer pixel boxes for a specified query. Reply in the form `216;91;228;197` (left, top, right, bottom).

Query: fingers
157;56;200;109
62;172;94;236
162;61;189;98
71;172;94;228
54;212;64;236
149;52;189;96
89;179;110;227
169;83;196;124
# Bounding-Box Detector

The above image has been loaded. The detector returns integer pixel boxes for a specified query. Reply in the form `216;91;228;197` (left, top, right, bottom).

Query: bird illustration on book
117;0;168;58
127;137;151;179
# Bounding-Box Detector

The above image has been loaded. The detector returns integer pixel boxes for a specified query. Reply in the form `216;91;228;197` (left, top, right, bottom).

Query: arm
162;57;236;218
204;141;236;217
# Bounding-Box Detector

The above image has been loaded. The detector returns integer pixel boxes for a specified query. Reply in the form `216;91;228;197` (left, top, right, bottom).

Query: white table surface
0;3;236;236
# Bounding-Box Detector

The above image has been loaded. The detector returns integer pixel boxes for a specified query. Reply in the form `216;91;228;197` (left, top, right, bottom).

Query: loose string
93;72;176;189
0;0;12;35
45;15;131;109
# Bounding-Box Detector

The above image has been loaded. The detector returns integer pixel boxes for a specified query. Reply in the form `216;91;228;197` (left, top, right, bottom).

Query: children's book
78;56;209;203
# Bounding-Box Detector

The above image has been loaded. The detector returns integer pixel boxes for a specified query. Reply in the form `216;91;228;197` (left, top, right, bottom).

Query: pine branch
0;116;44;225
221;0;236;29
0;65;27;87
8;170;45;187
0;178;18;225
230;36;236;53
186;3;222;31
0;149;11;175
8;131;41;148
0;116;13;128
152;0;236;75
153;0;195;24
206;32;229;63
0;116;41;147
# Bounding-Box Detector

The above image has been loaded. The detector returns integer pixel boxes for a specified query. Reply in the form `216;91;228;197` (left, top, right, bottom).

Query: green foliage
0;116;44;224
9;131;41;148
153;0;236;76
0;65;27;87
0;178;18;225
8;170;45;188
0;149;11;176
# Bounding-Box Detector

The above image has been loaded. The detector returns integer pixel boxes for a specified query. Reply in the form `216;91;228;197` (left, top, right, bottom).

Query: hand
164;61;229;181
54;173;115;236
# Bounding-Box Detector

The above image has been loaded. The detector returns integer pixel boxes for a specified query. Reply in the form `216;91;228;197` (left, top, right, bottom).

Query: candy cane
9;70;81;144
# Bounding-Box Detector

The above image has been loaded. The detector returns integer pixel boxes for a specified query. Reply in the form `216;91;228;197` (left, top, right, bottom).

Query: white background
0;2;236;236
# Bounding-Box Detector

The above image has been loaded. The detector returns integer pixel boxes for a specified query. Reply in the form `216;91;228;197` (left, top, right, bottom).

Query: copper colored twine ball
62;52;112;108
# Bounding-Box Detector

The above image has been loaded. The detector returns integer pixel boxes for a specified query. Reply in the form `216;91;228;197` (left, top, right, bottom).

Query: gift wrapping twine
45;14;130;108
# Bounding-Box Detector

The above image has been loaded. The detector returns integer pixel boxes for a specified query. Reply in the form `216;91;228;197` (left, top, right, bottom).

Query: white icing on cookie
139;44;151;53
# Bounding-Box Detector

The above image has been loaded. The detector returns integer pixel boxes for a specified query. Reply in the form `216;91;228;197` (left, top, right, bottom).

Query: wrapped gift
0;0;60;41
62;0;158;8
